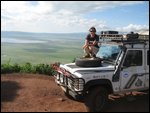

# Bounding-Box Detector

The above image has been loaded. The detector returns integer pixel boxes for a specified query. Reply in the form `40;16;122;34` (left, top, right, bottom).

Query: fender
84;79;113;94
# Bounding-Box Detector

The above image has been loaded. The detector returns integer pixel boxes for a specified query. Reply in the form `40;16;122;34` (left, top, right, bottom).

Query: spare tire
75;57;102;67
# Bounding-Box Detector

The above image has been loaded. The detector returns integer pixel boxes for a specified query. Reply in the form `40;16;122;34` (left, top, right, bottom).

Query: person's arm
82;34;90;49
92;35;99;46
92;40;98;46
82;40;89;49
83;39;98;47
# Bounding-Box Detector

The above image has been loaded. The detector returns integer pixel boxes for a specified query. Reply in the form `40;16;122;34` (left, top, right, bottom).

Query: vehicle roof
99;34;149;49
101;41;149;49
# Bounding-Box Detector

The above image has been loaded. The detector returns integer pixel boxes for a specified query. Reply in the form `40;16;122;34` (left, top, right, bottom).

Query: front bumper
54;72;85;100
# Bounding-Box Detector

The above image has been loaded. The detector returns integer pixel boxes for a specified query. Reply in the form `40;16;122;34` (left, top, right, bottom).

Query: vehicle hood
60;63;115;74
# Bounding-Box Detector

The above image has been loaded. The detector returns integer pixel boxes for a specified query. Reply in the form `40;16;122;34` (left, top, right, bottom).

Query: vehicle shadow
106;94;149;112
1;81;22;102
64;91;149;112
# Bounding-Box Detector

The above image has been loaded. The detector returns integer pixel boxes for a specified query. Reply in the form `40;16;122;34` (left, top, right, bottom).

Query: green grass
1;40;83;65
1;62;55;75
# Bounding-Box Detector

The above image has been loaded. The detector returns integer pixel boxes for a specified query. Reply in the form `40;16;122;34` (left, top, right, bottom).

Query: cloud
1;16;12;20
44;1;144;14
116;24;149;33
1;1;147;33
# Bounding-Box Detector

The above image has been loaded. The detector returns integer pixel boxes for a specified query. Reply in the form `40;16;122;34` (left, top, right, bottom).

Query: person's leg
83;46;91;58
90;46;99;58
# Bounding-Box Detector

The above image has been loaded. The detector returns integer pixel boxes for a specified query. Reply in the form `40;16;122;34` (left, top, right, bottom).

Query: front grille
54;72;85;92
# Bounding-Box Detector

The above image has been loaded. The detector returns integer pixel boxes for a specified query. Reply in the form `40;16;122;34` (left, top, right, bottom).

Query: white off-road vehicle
52;32;149;112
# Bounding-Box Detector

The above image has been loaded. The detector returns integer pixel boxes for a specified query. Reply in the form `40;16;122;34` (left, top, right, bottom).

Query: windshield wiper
103;58;115;64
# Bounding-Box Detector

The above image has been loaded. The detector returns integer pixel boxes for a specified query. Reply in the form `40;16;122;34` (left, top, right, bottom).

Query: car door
120;49;146;91
145;49;149;88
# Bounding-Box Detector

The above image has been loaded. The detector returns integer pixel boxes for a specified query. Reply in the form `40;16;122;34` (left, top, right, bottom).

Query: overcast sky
1;1;149;33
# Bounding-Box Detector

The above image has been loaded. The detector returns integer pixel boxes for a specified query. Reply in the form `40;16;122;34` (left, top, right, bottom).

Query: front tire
84;86;108;112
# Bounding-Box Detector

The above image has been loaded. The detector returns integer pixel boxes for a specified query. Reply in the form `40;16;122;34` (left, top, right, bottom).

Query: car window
123;50;142;67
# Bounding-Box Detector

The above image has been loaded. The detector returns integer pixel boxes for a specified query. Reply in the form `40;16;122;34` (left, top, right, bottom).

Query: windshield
97;43;121;63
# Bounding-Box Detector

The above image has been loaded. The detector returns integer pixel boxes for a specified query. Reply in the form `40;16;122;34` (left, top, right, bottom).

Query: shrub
13;63;21;72
1;63;13;73
20;62;32;73
1;59;14;73
1;62;55;76
34;64;54;75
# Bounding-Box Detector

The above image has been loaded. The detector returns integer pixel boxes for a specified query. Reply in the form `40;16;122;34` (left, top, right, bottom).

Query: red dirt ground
1;73;149;112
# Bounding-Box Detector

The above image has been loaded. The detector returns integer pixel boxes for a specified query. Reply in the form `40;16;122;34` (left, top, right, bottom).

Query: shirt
86;34;99;48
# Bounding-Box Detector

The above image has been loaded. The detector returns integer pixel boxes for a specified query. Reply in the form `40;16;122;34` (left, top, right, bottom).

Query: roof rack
99;33;149;43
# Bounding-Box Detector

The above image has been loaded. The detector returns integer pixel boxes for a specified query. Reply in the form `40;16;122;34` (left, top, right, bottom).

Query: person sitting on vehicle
82;27;100;58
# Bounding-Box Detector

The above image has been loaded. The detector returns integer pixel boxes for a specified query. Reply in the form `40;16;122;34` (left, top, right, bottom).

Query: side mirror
122;65;130;69
121;67;123;70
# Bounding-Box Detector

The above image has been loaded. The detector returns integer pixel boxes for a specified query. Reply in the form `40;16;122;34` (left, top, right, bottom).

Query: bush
20;62;32;73
34;64;54;75
1;63;14;73
1;62;55;76
13;63;21;73
1;59;15;73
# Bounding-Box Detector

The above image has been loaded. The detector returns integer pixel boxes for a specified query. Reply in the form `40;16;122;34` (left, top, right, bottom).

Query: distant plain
1;31;86;65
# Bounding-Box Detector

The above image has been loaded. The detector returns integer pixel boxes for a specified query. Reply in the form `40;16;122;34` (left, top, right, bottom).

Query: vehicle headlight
56;73;60;80
67;78;73;88
60;74;64;83
73;78;84;91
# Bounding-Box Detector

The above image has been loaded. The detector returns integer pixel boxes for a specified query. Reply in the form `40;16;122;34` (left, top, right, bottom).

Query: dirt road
1;73;149;112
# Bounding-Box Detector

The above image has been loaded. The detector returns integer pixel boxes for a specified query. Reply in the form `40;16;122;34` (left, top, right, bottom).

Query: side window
123;50;142;67
147;50;149;66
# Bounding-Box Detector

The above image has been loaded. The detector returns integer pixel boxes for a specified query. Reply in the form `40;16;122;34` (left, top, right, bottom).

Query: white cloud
116;24;149;33
1;1;148;33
